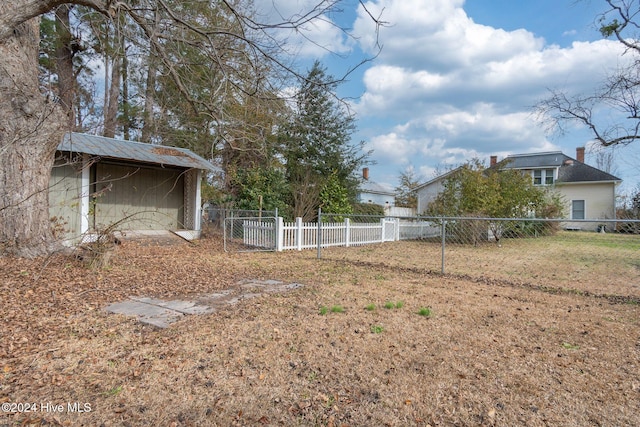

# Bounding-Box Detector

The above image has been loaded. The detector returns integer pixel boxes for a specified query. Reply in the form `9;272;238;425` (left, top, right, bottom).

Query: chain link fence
222;216;278;252
318;214;640;292
202;206;277;236
316;213;640;298
214;209;639;295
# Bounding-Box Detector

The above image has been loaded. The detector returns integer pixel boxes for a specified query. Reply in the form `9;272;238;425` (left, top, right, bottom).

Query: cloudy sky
275;0;640;197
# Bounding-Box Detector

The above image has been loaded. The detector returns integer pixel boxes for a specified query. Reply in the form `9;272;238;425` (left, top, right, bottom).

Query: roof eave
555;179;622;185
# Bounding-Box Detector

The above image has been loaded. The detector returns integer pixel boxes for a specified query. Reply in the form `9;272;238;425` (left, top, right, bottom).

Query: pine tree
281;61;368;220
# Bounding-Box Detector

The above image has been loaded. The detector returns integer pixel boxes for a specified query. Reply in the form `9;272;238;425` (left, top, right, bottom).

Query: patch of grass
561;342;580;350
365;303;376;311
417;307;432;317
370;325;384;334
105;385;123;396
395;301;404;309
384;301;395;309
319;306;328;315
330;305;344;313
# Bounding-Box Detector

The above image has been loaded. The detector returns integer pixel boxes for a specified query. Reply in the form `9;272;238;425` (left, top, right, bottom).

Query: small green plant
418;307;432;317
330;305;344;313
365;303;376;311
370;325;384;334
319;306;328;315
395;301;404;309
562;342;579;350
384;301;395;309
326;395;335;408
105;385;123;396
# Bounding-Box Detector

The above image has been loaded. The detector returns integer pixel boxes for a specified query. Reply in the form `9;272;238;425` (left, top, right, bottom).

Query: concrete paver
105;279;304;328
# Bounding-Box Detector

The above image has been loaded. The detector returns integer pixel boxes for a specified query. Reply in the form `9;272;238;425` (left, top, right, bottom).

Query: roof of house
502;151;621;183
415;166;464;190
360;180;395;196
58;132;220;172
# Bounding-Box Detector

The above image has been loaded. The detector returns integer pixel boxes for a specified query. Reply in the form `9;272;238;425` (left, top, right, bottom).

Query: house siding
358;191;395;206
556;182;617;230
416;180;445;214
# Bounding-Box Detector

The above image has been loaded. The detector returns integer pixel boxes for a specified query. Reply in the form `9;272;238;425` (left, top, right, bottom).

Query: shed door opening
93;163;185;230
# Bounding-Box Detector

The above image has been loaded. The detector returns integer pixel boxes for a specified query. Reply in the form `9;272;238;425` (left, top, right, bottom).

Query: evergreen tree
281;61;369;220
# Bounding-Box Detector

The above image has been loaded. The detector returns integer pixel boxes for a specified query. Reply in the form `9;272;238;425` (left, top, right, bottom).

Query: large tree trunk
0;12;65;257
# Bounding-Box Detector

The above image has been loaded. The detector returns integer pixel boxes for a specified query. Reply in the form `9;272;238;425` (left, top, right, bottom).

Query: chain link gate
223;216;278;252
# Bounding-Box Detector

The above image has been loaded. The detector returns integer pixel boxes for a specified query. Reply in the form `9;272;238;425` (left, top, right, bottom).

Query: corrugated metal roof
58;132;220;172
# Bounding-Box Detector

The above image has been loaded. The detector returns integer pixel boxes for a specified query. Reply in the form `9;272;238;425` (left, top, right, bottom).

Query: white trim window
571;200;585;220
533;169;554;185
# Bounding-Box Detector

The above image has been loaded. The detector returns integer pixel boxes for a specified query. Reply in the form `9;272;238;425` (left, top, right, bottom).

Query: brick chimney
362;167;369;180
576;147;585;163
490;155;497;167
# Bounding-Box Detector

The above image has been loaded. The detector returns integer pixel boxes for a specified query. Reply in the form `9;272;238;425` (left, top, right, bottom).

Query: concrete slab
129;296;213;315
105;300;185;328
105;279;304;328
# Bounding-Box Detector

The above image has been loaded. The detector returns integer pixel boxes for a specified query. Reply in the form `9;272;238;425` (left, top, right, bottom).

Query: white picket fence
242;217;440;251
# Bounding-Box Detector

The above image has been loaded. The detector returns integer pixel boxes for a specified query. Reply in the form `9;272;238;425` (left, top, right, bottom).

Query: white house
357;167;396;207
416;148;621;231
415;166;463;215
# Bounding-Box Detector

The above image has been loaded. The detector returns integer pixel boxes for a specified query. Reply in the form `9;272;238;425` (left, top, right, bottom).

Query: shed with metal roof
49;133;220;244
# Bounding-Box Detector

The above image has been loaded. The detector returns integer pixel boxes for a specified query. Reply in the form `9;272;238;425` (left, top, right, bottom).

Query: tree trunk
141;42;157;143
122;38;130;140
54;4;76;128
0;12;65;257
103;53;120;138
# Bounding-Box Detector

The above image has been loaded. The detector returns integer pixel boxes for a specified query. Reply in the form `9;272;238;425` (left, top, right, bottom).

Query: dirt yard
1;233;639;426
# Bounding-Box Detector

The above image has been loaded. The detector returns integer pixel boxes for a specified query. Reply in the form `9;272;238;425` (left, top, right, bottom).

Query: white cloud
350;0;634;182
258;0;353;58
355;0;543;70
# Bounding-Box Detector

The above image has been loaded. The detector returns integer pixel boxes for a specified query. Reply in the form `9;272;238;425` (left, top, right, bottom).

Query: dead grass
1;233;639;426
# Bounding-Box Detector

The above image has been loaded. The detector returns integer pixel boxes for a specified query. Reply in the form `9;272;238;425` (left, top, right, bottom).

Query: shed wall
49;159;82;242
94;163;185;230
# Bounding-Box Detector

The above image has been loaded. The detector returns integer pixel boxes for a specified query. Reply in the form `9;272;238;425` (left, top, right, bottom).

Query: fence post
395;217;400;241
379;218;385;243
317;208;322;259
345;218;351;247
295;217;302;251
441;218;446;274
276;217;284;251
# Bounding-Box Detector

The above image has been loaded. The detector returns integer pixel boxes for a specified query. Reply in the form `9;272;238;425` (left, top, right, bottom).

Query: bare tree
535;1;640;147
0;0;385;257
586;141;619;175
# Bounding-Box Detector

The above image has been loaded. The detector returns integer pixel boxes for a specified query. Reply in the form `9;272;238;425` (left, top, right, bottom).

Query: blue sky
273;0;640;199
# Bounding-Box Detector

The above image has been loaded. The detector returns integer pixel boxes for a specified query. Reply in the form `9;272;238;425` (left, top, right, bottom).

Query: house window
533;169;554;185
572;200;585;220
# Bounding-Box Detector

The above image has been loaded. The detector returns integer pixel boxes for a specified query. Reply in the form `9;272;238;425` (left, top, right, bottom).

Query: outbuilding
49;132;220;244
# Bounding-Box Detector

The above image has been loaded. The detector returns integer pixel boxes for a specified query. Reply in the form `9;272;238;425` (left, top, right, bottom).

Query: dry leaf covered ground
1;232;639;426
